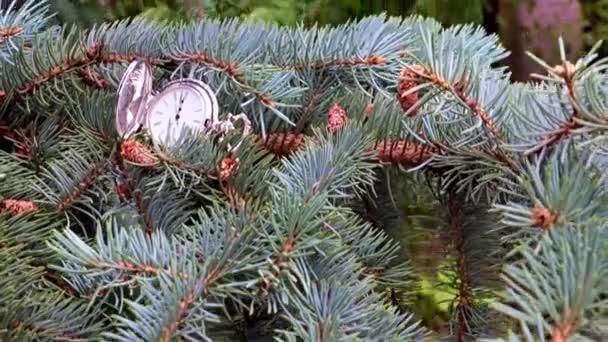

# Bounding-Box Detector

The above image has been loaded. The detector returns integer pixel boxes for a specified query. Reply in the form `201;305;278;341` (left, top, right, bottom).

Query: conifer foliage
0;1;606;340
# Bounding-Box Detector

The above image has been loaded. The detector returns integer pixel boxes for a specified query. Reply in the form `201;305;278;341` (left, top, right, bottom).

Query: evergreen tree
0;1;606;341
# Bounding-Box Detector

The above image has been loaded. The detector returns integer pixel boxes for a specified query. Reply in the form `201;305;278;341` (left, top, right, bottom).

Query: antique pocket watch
115;61;220;147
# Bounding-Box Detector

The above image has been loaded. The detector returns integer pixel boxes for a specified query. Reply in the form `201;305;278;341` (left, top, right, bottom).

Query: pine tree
0;1;606;341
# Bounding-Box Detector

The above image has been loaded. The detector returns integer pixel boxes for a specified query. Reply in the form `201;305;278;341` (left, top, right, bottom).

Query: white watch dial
146;79;219;147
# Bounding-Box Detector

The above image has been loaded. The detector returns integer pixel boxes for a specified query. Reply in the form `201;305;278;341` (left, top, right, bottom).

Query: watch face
116;60;152;138
146;79;219;147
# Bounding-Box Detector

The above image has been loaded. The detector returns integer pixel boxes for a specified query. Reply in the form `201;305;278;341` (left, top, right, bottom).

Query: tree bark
498;0;583;81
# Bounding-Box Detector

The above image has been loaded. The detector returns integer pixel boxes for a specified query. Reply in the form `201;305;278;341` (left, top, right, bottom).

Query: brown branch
529;62;583;154
295;90;324;131
0;41;104;104
160;289;195;342
279;55;386;71
77;66;108;89
21;42;104;94
159;266;222;342
259;131;440;167
414;66;501;138
0;26;22;47
99;52;164;65
132;186;154;234
0;26;22;39
0;41;167;104
260;132;440;167
257;234;296;297
447;192;471;342
156;151;213;179
95;260;190;280
115;146;155;234
173;52;274;106
9;320;86;342
551;309;577;342
318;321;325;342
56;160;112;211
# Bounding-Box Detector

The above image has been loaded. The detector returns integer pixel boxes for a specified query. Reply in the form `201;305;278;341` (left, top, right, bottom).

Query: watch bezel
145;78;220;147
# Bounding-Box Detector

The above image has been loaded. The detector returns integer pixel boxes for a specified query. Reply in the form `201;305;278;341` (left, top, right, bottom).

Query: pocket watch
146;79;219;147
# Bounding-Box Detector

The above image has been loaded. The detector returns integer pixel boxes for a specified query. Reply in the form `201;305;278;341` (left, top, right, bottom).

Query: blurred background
39;0;608;81
3;0;606;333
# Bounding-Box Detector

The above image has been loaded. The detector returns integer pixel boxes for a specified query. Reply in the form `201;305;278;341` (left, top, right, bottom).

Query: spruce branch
411;65;501;138
492;221;608;340
439;192;506;340
0;24;20;39
0;31;103;103
115;155;155;234
98;209;255;341
32;142;112;219
278;279;426;341
524;60;583;155
77;66;108;89
56;159;112;212
3;291;106;341
494;152;607;239
0;0;51;62
171;51;275;107
255;127;377;302
447;193;472;342
276;55;387;71
324;211;415;304
510;41;608;157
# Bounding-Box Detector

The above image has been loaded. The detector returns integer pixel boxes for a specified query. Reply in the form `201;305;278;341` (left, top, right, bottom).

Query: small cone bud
86;41;104;60
0;199;38;216
364;103;374;120
531;206;557;230
398;65;423;117
327;103;347;134
219;156;239;181
553;61;575;79
120;140;157;166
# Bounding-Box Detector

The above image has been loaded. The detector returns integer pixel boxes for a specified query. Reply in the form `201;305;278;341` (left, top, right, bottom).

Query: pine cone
0;199;38;217
327;103;347;134
219;156;239;181
261;132;304;157
398;65;423;116
120;140;157;166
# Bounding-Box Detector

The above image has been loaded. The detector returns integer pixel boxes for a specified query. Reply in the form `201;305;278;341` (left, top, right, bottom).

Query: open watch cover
115;60;153;138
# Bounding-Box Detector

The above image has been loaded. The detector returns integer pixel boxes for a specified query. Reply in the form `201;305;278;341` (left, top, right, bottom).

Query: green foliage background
51;0;484;27
51;0;607;57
